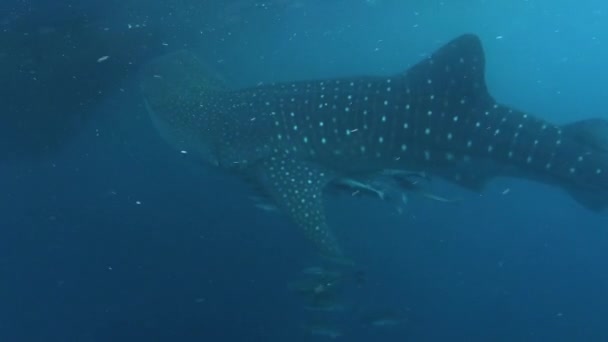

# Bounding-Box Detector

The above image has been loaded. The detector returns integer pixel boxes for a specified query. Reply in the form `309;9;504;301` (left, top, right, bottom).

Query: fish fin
433;167;489;193
419;192;462;203
252;155;347;261
405;33;492;105
562;118;608;154
389;172;426;191
249;196;279;212
561;119;608;211
565;186;608;212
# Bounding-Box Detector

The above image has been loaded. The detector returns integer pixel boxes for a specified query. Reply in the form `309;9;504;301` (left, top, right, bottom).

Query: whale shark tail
560;118;608;211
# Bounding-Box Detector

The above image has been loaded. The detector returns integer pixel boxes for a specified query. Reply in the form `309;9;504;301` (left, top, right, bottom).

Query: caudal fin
562;118;608;154
561;118;608;211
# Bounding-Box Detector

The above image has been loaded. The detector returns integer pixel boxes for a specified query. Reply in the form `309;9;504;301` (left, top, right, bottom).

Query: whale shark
140;34;608;260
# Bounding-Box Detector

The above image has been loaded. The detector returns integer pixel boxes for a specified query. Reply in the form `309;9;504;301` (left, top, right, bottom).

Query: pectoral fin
252;155;344;260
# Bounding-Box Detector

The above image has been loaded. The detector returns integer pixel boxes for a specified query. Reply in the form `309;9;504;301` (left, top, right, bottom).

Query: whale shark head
140;51;228;167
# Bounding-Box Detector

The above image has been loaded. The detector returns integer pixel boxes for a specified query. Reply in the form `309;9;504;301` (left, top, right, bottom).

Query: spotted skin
255;155;342;257
141;34;608;259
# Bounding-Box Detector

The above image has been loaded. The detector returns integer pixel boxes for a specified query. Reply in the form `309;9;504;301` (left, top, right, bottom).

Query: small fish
306;322;344;339
304;300;345;312
361;309;407;328
301;266;341;278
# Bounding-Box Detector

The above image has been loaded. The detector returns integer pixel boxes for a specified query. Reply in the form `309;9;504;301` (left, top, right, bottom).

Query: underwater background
2;0;608;340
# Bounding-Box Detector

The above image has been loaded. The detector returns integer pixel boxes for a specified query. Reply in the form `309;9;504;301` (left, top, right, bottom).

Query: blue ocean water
2;0;608;341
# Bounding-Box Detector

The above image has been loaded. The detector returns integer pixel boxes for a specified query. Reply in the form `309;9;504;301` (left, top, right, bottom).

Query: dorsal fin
405;34;492;105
